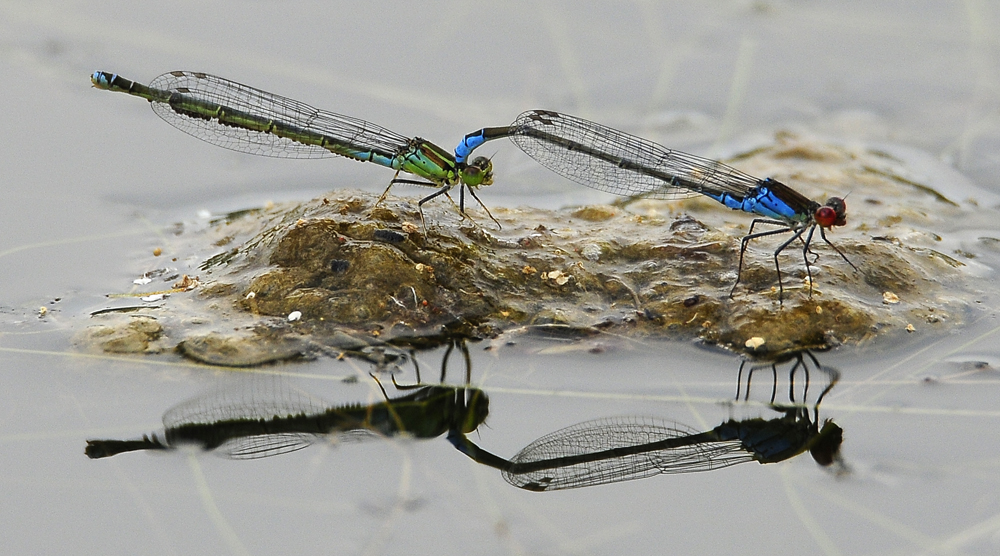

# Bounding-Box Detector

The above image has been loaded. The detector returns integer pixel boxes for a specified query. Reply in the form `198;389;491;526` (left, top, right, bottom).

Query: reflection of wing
503;416;753;491
650;438;751;474
160;376;348;458
219;427;387;459
220;433;319;460
163;376;330;429
335;429;383;444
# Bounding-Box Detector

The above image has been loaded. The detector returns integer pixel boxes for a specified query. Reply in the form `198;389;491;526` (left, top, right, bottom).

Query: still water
3;1;1000;554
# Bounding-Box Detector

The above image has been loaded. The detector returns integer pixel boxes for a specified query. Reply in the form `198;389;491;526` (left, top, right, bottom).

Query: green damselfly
91;70;497;229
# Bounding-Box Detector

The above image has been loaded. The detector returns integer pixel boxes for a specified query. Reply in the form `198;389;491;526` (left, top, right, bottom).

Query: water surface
3;1;1000;554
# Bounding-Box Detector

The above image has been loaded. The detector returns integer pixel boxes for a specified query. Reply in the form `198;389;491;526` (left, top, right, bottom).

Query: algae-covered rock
81;133;998;363
178;331;311;366
75;315;165;354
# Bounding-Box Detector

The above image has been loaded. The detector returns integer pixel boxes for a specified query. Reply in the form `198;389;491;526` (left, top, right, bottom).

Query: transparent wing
510;110;762;200
161;376;390;459
502;416;753;491
148;71;412;160
220;433;318;460
163;375;330;429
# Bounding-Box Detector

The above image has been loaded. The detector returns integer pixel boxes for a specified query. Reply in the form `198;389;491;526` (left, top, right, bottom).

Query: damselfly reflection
86;342;486;459
449;352;842;491
737;350;828;404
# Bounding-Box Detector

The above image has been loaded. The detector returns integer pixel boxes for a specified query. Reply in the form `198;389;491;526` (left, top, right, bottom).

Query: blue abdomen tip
91;71;113;88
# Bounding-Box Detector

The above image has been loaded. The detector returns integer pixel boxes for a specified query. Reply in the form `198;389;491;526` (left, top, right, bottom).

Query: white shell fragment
744;336;766;350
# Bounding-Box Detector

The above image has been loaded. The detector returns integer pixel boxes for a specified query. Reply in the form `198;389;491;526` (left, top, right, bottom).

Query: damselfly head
456;388;490;433
814;197;848;228
809;420;844;466
463;156;494;187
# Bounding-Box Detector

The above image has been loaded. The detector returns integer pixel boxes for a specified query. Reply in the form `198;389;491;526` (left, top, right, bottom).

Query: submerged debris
76;316;165;354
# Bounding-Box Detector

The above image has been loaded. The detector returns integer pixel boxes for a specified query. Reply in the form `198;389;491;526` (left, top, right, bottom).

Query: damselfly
90;71;498;229
449;359;841;491
85;379;488;459
455;110;857;301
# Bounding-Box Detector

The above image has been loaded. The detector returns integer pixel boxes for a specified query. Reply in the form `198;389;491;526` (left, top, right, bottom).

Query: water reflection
452;351;842;491
737;349;827;404
86;343;842;492
86;381;487;459
86;341;486;459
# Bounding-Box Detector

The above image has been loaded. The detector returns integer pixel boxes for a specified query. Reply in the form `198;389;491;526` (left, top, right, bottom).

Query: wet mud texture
80;135;991;363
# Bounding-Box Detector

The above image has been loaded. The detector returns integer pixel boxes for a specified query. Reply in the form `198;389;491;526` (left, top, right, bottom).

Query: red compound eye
815;206;838;227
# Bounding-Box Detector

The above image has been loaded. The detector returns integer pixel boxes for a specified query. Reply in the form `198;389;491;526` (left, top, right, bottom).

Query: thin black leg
465;185;501;229
439;340;456;383
459;340;472;385
801;354;812;401
788;355;801;403
813;365;840;423
414;183;454;234
819;226;858;270
798;225;818;298
731;219;793;298
736;359;747;400
411;348;422;385
375;170;404;207
769;363;778;404
771;225;810;303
